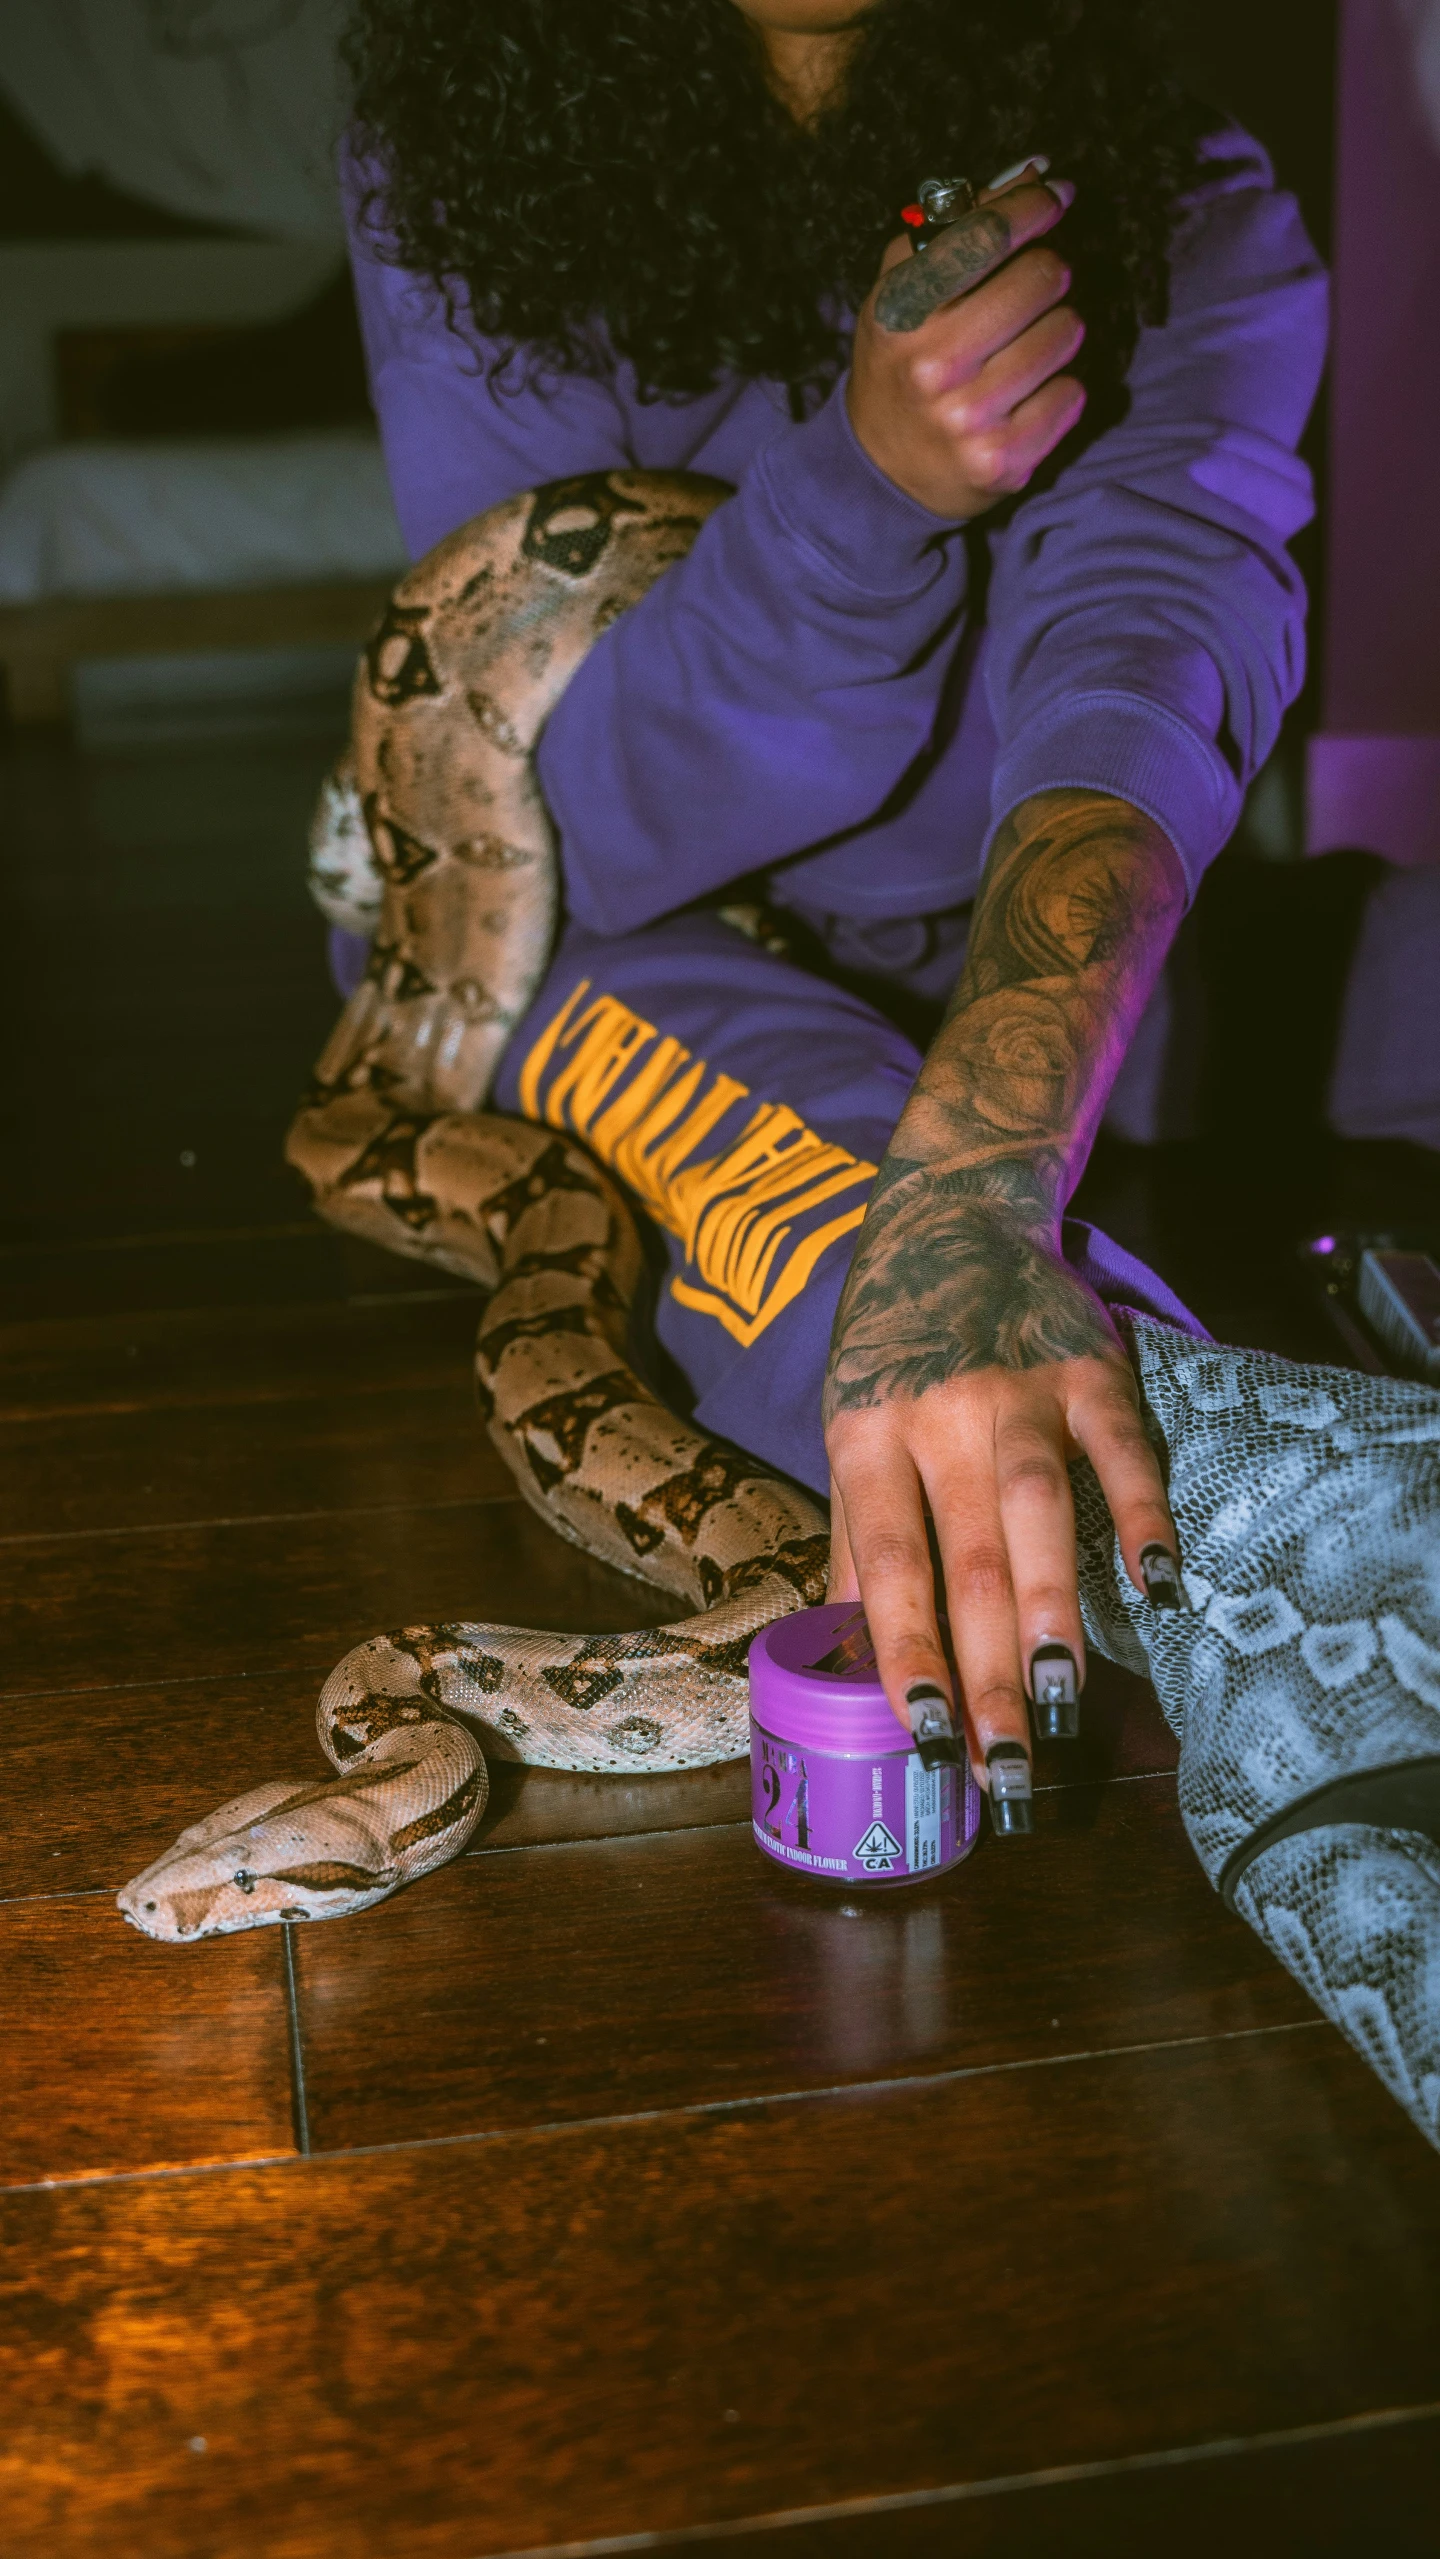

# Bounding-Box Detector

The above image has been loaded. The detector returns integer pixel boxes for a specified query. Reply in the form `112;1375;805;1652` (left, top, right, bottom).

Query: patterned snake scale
117;476;1440;2156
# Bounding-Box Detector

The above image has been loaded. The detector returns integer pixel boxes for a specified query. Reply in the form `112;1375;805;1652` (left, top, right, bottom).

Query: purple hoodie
345;133;1327;939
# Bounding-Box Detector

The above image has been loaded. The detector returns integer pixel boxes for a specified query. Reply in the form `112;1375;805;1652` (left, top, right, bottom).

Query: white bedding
0;427;407;603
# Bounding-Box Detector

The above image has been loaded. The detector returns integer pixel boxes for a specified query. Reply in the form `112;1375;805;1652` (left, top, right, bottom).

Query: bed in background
0;421;404;723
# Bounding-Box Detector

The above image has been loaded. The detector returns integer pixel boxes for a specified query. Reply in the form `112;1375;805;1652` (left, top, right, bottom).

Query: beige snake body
118;473;829;1944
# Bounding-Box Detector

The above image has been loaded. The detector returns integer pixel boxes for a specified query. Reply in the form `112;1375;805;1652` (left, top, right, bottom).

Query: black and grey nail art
907;1681;962;1771
1029;1643;1080;1742
986;1740;1033;1837
1139;1543;1185;1612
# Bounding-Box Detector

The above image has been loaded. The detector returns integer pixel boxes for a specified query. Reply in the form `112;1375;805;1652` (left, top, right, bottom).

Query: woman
334;0;1328;1821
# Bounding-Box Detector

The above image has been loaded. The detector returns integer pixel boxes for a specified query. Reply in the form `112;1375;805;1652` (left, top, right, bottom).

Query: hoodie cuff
749;375;965;602
989;690;1243;900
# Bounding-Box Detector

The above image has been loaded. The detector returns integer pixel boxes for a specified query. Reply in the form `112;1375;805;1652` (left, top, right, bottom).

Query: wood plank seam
0;1367;487;1426
0;1495;515;1548
1;1816;776;1908
0;1222;323;1261
1032;1766;1179;1790
0;2014;1332;2195
0;1890;120;1912
1;1667;304;1705
0;1776;1185;1913
282;2015;1336;2165
463;1818;750;1865
467;2401;1440;2559
281;1923;312;2158
0;1387;470;1421
0;1782;1181;1914
455;1771;1182;1872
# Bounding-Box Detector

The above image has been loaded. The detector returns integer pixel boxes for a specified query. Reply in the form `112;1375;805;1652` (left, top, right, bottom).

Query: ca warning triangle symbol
854;1818;901;1869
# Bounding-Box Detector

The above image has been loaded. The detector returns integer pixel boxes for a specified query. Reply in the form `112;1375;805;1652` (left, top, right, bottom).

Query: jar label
751;1722;975;1884
905;1758;944;1872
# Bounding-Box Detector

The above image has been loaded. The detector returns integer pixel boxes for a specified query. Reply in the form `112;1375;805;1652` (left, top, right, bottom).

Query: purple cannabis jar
749;1603;983;1888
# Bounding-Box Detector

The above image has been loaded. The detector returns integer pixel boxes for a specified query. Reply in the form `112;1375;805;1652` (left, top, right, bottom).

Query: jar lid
749;1603;914;1756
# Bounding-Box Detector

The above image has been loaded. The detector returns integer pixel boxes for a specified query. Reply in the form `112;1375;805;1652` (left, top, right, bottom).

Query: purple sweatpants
461;910;1201;1497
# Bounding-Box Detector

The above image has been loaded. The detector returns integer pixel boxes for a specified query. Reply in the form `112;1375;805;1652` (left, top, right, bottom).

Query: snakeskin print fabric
1073;1315;1440;2148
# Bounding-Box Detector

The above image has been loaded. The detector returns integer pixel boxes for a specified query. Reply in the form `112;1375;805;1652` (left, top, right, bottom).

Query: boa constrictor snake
119;472;832;1944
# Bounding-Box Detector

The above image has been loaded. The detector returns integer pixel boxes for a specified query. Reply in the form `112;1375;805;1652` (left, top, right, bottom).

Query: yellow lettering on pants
518;979;875;1346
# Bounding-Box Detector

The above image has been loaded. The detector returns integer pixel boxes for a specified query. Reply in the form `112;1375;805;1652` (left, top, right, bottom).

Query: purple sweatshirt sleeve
537;397;969;935
981;132;1329;897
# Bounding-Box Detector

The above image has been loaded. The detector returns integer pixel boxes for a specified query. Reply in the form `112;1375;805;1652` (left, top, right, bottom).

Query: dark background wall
1167;0;1337;255
1166;0;1337;717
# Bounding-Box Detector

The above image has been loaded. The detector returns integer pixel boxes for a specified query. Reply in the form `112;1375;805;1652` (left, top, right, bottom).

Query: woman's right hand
846;166;1086;521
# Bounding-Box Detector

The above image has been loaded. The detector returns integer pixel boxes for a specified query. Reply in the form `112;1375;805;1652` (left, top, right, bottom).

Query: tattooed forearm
874;206;1017;333
824;791;1185;1417
901;791;1184;1184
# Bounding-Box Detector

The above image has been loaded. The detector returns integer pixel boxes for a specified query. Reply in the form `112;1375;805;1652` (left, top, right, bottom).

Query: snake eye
144;1901;156;1912
233;1869;256;1894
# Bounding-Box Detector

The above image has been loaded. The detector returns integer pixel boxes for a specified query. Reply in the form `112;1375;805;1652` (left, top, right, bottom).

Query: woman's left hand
823;1167;1179;1789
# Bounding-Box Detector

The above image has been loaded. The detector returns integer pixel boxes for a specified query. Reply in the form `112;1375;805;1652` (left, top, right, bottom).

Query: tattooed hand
848;163;1086;520
823;790;1187;1810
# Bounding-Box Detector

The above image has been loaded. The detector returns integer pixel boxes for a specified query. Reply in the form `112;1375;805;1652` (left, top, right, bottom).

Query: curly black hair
343;0;1211;415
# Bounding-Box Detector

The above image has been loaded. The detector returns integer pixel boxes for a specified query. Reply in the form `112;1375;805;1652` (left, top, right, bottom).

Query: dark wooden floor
3;724;1440;2558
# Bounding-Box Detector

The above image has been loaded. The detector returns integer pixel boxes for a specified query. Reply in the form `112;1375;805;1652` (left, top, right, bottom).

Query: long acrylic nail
1030;1643;1080;1742
907;1681;962;1772
986;153;1052;192
986;1741;1034;1837
1139;1543;1185;1612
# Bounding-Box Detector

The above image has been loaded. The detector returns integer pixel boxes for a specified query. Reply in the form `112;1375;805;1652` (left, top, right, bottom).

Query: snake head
117;1841;398;1941
118;1861;395;1943
117;1839;401;1939
115;1776;399;1941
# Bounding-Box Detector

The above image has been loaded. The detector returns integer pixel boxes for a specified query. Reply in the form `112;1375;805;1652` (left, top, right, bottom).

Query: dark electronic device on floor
1303;1235;1440;1380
